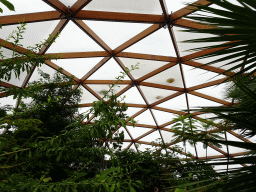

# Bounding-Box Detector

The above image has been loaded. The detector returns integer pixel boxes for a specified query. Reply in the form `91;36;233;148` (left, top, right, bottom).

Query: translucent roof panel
1;20;60;50
84;20;151;50
46;21;105;53
54;57;104;79
83;0;163;14
1;0;54;16
125;28;176;57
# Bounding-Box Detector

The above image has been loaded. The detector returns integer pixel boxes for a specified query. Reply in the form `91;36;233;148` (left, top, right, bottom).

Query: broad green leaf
174;188;186;192
71;172;88;182
0;0;14;11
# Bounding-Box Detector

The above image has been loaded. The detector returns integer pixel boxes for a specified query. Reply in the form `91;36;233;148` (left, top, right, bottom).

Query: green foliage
183;0;256;81
0;22;60;85
173;0;256;191
0;0;14;24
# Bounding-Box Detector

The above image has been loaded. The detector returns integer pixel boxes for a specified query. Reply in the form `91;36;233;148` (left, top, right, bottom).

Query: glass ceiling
0;0;251;171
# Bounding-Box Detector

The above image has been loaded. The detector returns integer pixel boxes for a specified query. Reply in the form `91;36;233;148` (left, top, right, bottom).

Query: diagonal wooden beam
82;84;101;100
45;51;109;59
175;18;215;29
44;60;80;82
82;80;131;84
187;78;227;91
150;92;184;107
75;10;163;24
114;57;136;82
42;0;69;15
139;82;184;92
20;19;69;89
70;0;93;15
73;20;112;54
0;11;60;26
0;81;20;89
159;0;169;19
39;19;69;54
113;24;161;55
227;131;252;143
0;39;29;54
137;62;178;82
182;44;231;62
134;129;156;142
80;57;111;82
116;52;176;62
183;60;234;76
172;0;211;20
189;91;231;106
152;106;186;116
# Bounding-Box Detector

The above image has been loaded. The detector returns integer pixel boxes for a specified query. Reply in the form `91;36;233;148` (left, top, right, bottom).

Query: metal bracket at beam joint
162;12;176;29
59;6;74;19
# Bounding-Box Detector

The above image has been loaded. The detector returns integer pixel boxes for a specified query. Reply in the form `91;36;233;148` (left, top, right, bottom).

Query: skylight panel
46;21;105;53
140;86;177;104
151;109;177;125
87;58;130;80
1;20;60;50
126;126;152;140
145;64;184;88
134;109;156;126
82;0;162;14
125;28;176;57
84;20;151;50
157;94;187;111
119;58;169;79
54;57;104;79
182;64;225;88
1;0;54;16
120;87;146;105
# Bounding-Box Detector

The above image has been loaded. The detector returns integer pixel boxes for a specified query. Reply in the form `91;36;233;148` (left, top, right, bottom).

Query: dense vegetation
1;0;256;191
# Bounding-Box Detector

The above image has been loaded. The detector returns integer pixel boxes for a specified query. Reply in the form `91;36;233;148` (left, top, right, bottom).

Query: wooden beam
82;84;101;100
116;85;132;97
227;131;252;143
70;0;93;15
0;38;29;54
172;0;211;20
182;44;231;62
152;106;186;116
75;10;163;24
45;51;109;59
134;129;156;141
126;103;147;108
137;62;178;82
149;92;184;107
183;60;234;76
39;19;69;54
73;20;112;54
44;60;80;82
114;57;136;81
113;24;161;55
127;123;157;129
42;0;69;15
187;78;227;92
175;18;215;29
0;81;20;89
80;57;110;82
189;91;231;106
0;11;60;26
117;52;176;62
159;0;169;19
82;80;131;84
139;82;184;92
198;151;249;160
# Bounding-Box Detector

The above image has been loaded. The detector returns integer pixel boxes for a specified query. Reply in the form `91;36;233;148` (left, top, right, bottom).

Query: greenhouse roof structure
0;0;254;170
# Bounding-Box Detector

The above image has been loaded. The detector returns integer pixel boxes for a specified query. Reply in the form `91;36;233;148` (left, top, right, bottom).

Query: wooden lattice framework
0;0;252;167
